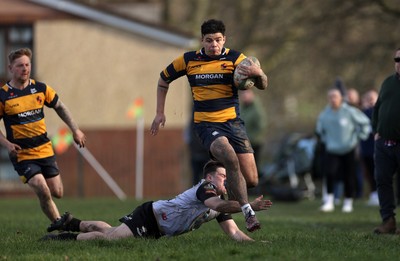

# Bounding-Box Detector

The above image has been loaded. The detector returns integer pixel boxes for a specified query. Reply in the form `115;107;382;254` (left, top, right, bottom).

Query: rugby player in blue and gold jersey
150;19;268;232
0;48;86;231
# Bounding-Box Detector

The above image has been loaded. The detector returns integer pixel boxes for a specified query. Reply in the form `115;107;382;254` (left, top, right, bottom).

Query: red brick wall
57;128;187;199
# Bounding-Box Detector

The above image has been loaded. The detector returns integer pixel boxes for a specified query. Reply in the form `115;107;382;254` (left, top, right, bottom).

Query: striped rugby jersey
160;47;246;123
0;79;58;162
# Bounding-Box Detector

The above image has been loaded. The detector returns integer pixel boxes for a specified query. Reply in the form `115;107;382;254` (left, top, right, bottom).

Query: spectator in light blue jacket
316;88;371;213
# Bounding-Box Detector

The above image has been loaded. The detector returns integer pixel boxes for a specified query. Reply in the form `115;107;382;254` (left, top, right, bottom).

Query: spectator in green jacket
239;89;267;177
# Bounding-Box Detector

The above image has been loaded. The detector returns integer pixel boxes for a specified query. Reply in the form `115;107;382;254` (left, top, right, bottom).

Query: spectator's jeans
374;138;400;221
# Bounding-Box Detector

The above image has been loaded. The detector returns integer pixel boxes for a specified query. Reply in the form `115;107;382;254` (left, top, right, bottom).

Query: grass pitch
0;196;398;260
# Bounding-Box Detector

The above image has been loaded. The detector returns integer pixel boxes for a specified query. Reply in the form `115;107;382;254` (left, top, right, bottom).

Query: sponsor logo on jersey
18;109;41;118
195;74;224;80
30;88;37;94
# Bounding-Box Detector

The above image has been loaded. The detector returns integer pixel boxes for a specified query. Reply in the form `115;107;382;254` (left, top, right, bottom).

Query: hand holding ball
233;56;261;90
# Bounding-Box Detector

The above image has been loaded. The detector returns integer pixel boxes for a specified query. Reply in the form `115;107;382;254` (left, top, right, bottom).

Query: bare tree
74;0;400;149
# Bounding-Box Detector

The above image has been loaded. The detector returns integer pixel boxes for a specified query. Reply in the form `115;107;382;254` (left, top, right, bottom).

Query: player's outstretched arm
204;195;272;213
150;78;169;136
219;219;254;242
250;195;273;211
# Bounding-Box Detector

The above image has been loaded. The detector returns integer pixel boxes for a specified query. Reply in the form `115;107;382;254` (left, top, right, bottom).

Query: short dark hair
201;19;225;36
8;48;32;64
203;160;224;178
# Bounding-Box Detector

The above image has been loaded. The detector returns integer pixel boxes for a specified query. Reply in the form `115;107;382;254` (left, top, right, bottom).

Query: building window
0;25;33;84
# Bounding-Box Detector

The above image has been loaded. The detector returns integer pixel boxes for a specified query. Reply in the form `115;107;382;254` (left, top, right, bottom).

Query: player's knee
52;188;63;199
52;192;63;199
241;171;259;188
246;178;258;188
48;183;64;198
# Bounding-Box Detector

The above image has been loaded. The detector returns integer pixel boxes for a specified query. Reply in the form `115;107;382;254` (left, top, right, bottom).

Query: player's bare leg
210;137;260;232
77;223;133;241
79;220;112;233
237;153;259;188
28;174;60;222
46;175;64;199
211;137;247;203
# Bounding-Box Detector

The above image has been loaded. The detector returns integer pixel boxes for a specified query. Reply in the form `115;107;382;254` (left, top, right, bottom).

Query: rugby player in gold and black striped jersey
0;48;86;231
151;19;268;232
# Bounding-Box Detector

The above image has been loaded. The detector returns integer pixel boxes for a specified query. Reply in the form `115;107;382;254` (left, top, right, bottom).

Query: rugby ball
233;56;260;90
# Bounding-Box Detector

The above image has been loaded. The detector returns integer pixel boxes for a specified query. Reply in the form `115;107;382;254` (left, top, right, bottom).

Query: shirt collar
199;47;227;59
6;79;32;89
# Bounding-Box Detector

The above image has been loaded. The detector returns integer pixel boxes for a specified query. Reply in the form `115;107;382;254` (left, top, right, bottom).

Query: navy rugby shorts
12;155;59;183
194;118;254;154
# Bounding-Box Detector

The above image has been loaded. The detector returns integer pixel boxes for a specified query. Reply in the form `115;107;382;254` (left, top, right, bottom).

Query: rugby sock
241;203;255;218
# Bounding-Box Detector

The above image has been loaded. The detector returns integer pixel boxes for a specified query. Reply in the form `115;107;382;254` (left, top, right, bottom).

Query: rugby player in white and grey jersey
41;161;272;242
